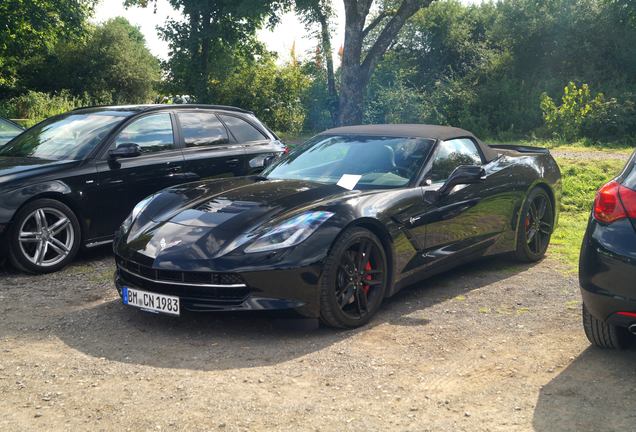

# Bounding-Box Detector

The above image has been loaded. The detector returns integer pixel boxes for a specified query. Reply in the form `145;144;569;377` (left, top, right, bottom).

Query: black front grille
115;256;250;305
116;256;246;286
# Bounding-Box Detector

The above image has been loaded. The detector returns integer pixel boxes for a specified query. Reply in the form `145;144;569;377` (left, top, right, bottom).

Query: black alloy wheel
516;187;554;262
320;227;388;328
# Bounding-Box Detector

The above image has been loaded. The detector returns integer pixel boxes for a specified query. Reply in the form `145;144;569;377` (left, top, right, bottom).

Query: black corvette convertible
113;125;561;328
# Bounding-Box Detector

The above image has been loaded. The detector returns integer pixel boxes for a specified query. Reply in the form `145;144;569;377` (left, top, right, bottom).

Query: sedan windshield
264;135;435;188
0;111;132;160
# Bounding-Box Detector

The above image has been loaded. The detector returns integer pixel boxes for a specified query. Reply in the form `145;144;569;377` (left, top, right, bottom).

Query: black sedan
0;104;285;273
580;151;636;349
0;116;24;146
113;124;561;328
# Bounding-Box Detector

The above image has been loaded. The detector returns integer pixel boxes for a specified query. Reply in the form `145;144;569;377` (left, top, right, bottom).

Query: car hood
0;156;79;184
125;177;358;263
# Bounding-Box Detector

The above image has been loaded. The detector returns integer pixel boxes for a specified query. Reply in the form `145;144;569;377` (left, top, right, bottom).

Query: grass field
551;157;628;269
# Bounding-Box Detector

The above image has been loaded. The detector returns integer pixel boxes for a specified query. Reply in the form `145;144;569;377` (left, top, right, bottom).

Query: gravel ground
550;149;631;161
1;248;635;431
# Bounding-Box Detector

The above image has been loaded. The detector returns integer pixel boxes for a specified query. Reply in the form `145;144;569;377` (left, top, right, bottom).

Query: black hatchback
0;104;286;273
580;150;636;348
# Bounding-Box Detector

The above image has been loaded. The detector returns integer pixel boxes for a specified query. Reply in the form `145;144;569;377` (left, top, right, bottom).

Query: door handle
226;158;241;167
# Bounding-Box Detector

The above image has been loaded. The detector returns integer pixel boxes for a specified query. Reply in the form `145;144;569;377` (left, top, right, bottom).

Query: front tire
319;227;388;329
515;187;554;262
582;304;631;349
8;199;81;274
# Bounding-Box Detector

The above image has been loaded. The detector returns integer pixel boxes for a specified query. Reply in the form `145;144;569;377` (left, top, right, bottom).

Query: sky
93;0;479;63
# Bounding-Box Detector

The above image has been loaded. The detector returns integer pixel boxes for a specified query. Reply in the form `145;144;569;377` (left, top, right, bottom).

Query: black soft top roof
320;124;498;161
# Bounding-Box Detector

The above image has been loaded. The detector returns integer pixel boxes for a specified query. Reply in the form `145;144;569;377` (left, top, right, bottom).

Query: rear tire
319;227;388;329
8;199;81;274
515;187;554;262
582;303;631;349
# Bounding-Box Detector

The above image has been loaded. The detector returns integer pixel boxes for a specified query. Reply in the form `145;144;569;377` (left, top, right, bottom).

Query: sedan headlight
121;195;154;233
244;211;334;253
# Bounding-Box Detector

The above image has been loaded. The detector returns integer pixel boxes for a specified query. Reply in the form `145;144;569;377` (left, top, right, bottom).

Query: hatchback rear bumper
580;218;636;325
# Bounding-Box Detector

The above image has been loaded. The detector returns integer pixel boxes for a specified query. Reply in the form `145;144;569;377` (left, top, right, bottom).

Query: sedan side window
114;113;175;154
429;138;483;183
219;115;267;143
178;112;229;147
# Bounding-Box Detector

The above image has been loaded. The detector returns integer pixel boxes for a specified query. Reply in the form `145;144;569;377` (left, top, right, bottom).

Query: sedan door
176;111;248;180
92;112;187;240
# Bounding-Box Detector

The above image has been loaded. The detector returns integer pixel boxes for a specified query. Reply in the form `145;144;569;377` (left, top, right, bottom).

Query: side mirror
263;155;277;168
109;143;141;159
437;165;485;196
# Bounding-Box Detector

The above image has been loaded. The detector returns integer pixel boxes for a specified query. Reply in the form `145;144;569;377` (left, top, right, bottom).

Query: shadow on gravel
533;346;636;432
47;255;535;371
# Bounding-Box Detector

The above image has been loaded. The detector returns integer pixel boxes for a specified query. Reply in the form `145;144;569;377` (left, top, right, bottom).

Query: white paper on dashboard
337;174;362;190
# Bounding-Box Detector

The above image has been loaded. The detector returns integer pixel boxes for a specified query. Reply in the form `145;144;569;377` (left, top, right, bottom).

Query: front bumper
579;217;636;326
114;262;324;318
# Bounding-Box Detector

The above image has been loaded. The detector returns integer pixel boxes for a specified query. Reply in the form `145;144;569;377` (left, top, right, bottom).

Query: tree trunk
317;12;339;125
337;0;429;126
338;0;368;125
198;10;212;103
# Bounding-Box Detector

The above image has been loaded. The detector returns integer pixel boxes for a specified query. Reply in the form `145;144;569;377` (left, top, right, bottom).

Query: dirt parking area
1;249;635;431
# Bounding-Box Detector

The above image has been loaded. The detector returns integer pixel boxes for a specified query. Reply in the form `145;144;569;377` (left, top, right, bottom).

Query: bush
0;90;88;127
541;82;636;141
216;56;310;135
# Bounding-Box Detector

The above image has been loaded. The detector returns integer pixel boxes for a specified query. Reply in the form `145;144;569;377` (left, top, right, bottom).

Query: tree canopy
1;0;635;140
0;0;97;93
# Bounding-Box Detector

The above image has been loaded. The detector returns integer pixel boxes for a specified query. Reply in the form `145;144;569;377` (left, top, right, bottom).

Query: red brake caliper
362;261;373;295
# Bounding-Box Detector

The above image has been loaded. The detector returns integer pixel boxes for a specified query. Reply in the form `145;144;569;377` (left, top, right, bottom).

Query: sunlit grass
551;157;627;269
488;137;634;153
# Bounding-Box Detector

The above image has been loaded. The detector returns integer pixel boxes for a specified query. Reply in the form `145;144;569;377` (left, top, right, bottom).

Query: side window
219;115;267;143
178;112;229;147
114;113;174;154
429;138;482;183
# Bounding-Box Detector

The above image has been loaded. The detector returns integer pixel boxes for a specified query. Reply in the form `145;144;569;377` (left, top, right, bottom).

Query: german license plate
122;287;180;316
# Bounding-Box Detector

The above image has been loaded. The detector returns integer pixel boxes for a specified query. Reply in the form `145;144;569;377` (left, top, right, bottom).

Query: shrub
0;90;88;127
540;82;636;141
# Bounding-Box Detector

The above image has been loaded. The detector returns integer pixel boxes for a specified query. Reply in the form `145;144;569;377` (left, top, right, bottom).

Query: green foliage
366;0;636;142
541;82;636;141
0;91;88;127
127;0;292;102
216;55;309;134
0;0;97;92
541;82;605;141
20;18;161;104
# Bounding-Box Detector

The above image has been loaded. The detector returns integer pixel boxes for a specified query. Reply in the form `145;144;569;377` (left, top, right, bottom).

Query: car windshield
0;111;132;160
264;135;435;188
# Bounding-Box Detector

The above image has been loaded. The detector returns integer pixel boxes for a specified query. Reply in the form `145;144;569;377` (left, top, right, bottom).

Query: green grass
550;157;627;269
488;137;634;153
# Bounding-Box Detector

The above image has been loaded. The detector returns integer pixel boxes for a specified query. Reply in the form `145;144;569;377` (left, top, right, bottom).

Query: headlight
121;195;154;233
244;211;334;253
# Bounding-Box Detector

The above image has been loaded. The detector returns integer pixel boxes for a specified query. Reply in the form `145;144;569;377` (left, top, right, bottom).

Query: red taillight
594;181;625;223
593;181;636;223
617;311;636;318
619;183;636;218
